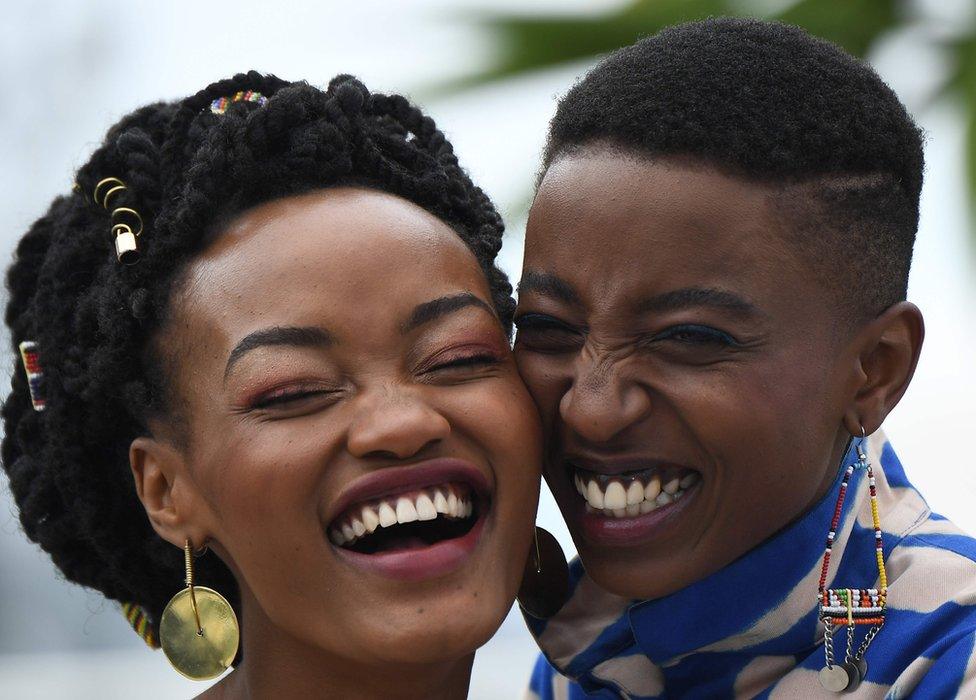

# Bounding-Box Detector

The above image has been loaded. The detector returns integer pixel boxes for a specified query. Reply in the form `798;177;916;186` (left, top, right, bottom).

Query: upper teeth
329;485;474;547
574;469;699;517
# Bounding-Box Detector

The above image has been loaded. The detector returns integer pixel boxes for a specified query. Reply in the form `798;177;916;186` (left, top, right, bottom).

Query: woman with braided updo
2;71;544;698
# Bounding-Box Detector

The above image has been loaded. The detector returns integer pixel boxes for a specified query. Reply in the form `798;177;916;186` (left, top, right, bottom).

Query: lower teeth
344;515;476;554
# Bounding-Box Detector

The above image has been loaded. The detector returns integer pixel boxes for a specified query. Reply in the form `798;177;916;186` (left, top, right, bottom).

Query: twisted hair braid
2;71;513;647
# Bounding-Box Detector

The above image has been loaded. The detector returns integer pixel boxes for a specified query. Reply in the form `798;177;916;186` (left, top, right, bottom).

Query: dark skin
128;188;542;699
514;150;923;599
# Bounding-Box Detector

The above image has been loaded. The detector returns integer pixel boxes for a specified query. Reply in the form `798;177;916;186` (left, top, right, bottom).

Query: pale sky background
0;1;974;697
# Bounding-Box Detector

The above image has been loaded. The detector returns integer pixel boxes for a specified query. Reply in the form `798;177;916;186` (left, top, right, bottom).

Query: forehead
525;152;809;305
176;187;490;338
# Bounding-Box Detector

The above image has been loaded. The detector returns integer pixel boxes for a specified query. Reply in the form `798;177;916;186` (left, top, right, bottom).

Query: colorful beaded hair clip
210;90;268;115
18;341;45;411
122;601;160;649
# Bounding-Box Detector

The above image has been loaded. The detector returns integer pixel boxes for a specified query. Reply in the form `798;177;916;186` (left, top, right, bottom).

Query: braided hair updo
2;71;513;646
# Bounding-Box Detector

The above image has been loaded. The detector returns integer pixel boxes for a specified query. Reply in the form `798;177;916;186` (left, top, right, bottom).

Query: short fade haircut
542;17;925;320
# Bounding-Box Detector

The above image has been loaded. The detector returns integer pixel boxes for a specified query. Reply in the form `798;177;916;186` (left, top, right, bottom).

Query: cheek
193;420;335;532
448;376;543;494
513;350;569;436
656;350;837;505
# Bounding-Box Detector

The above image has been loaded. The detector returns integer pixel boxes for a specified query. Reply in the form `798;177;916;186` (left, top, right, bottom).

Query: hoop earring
159;539;240;681
817;427;887;693
517;526;570;619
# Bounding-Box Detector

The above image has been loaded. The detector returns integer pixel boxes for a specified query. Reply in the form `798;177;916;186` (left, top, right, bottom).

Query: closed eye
431;353;500;372
250;387;335;410
648;324;740;346
513;313;584;353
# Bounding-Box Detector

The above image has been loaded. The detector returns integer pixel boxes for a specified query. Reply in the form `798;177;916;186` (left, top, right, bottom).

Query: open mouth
326;459;493;581
571;464;700;518
328;483;481;554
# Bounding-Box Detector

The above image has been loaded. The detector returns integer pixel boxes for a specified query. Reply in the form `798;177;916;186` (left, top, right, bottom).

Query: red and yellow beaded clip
122;601;159;649
18;341;45;411
210;90;268;115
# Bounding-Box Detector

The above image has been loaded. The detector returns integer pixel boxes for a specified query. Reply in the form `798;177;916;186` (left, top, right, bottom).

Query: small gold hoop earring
159;539;239;681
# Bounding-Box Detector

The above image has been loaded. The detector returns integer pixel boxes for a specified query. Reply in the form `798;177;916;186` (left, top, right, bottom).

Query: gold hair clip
93;177;143;265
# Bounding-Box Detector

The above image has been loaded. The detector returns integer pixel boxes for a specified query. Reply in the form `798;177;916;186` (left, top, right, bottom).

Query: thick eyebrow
402;293;496;333
225;326;333;379
516;270;582;306
633;287;760;317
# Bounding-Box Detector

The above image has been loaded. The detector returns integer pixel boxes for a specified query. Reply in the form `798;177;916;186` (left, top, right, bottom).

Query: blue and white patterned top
525;433;976;698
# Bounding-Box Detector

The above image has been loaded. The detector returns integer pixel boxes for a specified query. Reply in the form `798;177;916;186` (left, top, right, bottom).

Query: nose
346;385;451;460
559;353;651;444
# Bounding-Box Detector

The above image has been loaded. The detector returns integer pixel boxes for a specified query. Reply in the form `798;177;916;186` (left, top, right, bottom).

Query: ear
130;435;210;550
843;301;924;436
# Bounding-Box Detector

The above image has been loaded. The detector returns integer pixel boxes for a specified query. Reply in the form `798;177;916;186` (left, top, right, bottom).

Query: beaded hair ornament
817;433;887;693
210;90;268;115
18;341;45;411
122;602;160;649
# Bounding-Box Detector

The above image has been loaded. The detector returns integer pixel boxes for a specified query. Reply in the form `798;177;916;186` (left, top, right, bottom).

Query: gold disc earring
517;526;570;619
159;539;240;681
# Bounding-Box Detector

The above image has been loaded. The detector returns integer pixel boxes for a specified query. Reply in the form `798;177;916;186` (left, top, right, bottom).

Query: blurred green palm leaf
444;0;976;226
446;0;902;89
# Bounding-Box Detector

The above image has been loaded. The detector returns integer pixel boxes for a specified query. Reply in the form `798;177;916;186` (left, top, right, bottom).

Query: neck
200;593;474;700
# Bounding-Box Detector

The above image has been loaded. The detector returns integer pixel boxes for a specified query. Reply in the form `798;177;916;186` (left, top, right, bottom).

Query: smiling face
514;151;860;599
139;188;541;669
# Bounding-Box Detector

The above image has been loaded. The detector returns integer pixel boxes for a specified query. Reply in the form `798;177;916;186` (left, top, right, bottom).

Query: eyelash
427;351;501;373
514;313;576;332
648;324;740;347
513;313;582;334
250;386;329;409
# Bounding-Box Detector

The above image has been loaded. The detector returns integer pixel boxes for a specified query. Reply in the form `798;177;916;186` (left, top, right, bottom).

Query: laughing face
132;188;541;673
514;151;858;599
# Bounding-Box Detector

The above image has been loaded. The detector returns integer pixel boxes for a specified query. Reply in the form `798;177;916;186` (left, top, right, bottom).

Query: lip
327;458;492;525
557;452;702;547
564;453;697;477
333;514;488;582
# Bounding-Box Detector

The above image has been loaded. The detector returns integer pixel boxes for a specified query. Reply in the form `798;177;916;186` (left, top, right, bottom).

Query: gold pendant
160;585;239;681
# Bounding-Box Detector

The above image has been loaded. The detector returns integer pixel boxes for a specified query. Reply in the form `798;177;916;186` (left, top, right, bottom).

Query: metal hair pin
93;177;143;265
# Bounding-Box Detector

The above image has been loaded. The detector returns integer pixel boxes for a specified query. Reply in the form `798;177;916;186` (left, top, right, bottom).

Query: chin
571;537;709;601
364;596;509;665
583;554;678;599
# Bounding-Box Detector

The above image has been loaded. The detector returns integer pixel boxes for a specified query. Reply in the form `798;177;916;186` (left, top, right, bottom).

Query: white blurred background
0;1;973;698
